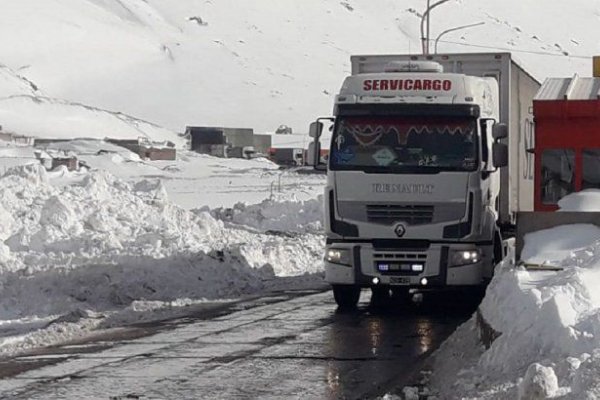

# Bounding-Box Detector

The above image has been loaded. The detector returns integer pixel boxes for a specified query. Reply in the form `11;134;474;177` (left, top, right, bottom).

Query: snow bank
429;223;600;398
0;164;325;355
0;166;218;269
559;189;600;212
206;196;324;234
520;224;600;265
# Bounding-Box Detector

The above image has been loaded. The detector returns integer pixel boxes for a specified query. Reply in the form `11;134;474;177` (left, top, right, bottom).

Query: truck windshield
330;116;478;173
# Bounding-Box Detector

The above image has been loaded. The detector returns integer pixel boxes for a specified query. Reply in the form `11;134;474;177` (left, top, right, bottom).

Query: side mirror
492;123;508;140
309;121;323;138
307;141;321;167
492;142;508;168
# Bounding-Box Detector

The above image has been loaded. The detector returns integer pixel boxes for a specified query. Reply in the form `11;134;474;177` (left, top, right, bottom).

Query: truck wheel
332;285;361;309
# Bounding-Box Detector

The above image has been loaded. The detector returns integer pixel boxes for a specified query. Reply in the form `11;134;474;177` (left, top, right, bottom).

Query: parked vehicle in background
268;147;304;167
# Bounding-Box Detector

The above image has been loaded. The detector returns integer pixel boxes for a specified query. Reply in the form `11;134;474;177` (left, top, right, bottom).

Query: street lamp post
434;22;485;53
425;0;431;54
420;0;451;54
427;0;434;55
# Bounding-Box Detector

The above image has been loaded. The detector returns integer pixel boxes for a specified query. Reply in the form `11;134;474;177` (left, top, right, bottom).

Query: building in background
140;145;177;161
186;126;254;158
253;134;272;155
50;154;79;171
105;139;141;154
533;74;600;211
267;147;304;167
105;138;177;161
0;127;35;147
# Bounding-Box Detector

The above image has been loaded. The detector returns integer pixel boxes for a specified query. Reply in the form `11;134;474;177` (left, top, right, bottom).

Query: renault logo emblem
394;223;406;238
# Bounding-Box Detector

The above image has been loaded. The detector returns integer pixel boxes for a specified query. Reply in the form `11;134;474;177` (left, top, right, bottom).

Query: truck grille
366;204;434;226
373;251;427;262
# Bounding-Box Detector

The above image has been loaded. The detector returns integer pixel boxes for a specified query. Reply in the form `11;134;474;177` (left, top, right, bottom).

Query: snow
520;224;600;265
0;96;186;146
518;363;559;400
402;387;421;400
1;52;182;144
37;140;325;209
206;196;324;234
2;0;600;388
0;146;45;171
0;65;38;97
559;190;600;212
427;202;600;398
0;159;326;356
1;0;599;139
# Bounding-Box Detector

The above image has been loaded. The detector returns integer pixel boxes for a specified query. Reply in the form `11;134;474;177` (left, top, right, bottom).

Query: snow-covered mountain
1;0;599;139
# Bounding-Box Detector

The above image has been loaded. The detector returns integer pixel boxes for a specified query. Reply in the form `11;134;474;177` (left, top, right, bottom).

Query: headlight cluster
325;248;352;266
449;249;481;267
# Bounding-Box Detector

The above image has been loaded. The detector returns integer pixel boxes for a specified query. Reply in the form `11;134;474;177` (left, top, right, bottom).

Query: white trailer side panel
510;62;538;215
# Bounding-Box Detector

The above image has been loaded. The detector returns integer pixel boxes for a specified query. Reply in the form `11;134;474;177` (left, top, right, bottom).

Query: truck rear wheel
332;285;361;309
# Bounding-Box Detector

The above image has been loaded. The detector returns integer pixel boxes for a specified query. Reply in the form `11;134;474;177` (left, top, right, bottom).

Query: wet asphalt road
0;289;477;400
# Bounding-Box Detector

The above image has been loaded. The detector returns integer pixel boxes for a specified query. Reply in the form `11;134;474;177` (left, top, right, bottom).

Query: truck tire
332;285;361;309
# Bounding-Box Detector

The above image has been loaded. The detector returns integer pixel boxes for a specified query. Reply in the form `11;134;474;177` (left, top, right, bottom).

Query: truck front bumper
324;242;491;287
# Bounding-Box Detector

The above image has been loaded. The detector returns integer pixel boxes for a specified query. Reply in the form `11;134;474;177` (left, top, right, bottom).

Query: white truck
308;53;540;308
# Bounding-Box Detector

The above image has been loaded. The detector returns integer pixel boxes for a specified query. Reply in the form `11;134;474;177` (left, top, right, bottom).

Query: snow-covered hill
0;95;186;144
0;65;39;97
0;63;184;144
1;0;599;138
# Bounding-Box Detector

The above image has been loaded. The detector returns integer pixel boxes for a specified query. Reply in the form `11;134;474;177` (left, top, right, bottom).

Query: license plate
390;277;411;285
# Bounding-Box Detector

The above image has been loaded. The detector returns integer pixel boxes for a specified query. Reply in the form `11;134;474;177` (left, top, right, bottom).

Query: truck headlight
449;249;481;267
325;248;352;266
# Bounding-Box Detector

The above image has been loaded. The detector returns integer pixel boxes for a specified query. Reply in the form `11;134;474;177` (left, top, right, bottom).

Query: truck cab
309;54;539;308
